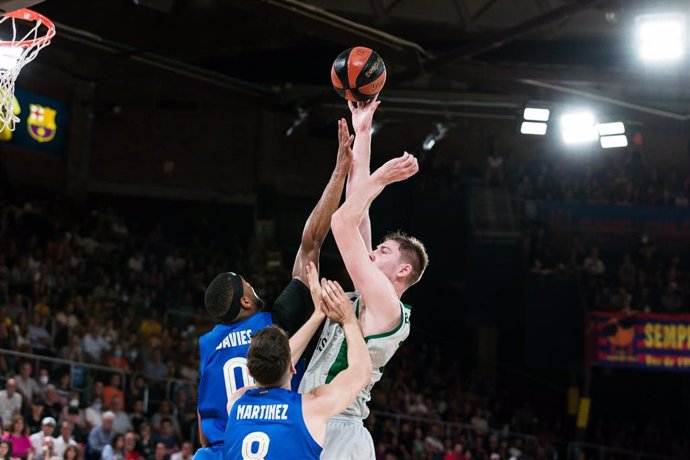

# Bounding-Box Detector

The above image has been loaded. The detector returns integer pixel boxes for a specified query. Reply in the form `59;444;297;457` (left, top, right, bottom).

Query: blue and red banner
591;312;690;371
544;201;690;250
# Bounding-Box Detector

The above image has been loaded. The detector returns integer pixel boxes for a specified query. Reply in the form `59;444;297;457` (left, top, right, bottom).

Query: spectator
109;397;131;435
63;445;80;460
137;424;154;460
52;421;77;458
144;350;168;383
27;312;52;355
14;362;41;404
123;431;143;460
128;400;148;434
5;415;33;459
169;441;193;460
37;436;60;460
102;375;124;412
151;419;178;456
84;397;103;430
42;386;62;421
100;433;124;460
0;379;22;430
0;439;11;460
59;335;83;363
29;416;56;456
152;442;167;460
583;248;606;277
54;375;71;408
150;402;179;435
82;321;109;363
87;411;115;460
25;398;47;434
37;370;51;395
64;407;87;445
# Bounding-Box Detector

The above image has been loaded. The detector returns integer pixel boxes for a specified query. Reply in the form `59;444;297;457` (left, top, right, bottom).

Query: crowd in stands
486;148;690;207
1;184;688;460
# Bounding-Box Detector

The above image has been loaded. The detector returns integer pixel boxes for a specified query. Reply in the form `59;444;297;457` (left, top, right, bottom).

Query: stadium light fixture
520;121;548;135
635;13;686;62
597;121;625;136
560;111;598;145
600;135;628;149
523;107;550;122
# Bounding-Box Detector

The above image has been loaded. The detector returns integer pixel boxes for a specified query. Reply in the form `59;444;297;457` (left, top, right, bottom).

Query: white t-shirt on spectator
52;436;77;457
29;430;52;455
13;375;41;402
82;333;109;361
85;406;102;428
112;411;132;434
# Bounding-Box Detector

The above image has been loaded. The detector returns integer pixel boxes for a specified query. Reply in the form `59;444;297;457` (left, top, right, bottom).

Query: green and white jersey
298;293;411;419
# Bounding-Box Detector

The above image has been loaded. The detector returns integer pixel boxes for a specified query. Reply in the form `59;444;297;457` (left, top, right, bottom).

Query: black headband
219;272;244;324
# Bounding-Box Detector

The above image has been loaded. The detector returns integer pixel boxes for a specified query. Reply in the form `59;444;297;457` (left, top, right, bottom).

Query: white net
0;8;54;132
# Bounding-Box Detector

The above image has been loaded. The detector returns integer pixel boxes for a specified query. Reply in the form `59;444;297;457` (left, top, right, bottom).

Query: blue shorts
193;445;223;460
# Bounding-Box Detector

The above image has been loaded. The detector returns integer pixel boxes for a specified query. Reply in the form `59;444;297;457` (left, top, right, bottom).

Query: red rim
2;8;55;48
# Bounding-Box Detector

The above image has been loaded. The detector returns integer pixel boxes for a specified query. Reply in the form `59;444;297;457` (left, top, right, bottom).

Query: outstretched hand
320;278;355;325
349;94;381;133
305;262;325;318
336;118;354;170
373;152;419;186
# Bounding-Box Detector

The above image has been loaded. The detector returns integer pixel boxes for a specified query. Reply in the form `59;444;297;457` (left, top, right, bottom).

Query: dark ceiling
8;0;690;122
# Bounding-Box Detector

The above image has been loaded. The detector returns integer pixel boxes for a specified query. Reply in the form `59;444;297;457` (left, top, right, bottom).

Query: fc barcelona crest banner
591;312;690;372
0;88;69;156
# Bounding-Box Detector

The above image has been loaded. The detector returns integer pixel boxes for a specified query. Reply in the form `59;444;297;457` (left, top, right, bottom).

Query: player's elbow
331;211;346;235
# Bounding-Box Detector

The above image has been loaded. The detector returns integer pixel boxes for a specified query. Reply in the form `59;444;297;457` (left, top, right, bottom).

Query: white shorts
321;415;375;460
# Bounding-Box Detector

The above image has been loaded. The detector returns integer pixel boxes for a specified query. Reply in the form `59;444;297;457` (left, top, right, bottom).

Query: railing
567;442;677;460
370;410;548;450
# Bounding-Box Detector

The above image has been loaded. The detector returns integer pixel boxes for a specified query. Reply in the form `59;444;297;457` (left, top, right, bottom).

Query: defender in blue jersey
224;278;371;460
195;120;355;459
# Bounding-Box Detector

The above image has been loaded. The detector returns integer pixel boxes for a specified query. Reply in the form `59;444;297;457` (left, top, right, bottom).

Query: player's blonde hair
383;231;429;287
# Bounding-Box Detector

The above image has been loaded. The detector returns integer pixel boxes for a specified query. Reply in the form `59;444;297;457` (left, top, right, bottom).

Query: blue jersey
223;388;322;460
198;312;273;447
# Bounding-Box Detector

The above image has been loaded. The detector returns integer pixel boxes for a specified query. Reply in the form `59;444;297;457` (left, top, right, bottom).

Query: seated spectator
63;445;80;460
52;421;77;458
128;400;148;434
0;379;22;430
55;374;71;407
84;397;103;430
102;375;124;411
123;431;143;460
144;350;168;383
27;311;53;355
82;320;109;363
170;441;193;460
151;418;178;456
60;334;84;362
152;442;167;460
42;386;62;421
0;439;12;460
37;369;51;395
110;397;132;435
137;423;154;460
25;398;47;434
64;406;88;445
29;416;56;456
87;411;115;460
150;402;179;435
106;346;130;372
4;415;33;459
583;248;606;277
14;362;40;404
100;433;124;460
37;436;60;460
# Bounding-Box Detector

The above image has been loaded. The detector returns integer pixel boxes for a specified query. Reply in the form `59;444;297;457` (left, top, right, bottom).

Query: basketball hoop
0;8;54;131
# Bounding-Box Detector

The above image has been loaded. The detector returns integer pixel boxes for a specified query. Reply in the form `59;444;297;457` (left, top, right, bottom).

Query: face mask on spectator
70;399;79;408
40;376;49;385
129;350;138;361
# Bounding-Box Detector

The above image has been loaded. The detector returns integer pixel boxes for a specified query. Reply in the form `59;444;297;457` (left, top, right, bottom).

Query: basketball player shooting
223;265;371;460
299;101;429;460
194;120;354;459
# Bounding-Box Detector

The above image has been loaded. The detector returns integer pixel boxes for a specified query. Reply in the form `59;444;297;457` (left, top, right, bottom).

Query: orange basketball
331;46;386;102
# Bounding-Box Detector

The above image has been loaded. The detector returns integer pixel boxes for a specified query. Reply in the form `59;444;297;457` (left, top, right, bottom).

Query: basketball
331;46;386;102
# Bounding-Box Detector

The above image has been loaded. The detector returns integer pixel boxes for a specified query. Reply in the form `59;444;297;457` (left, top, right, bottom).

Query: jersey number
223;357;256;400
242;431;270;460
